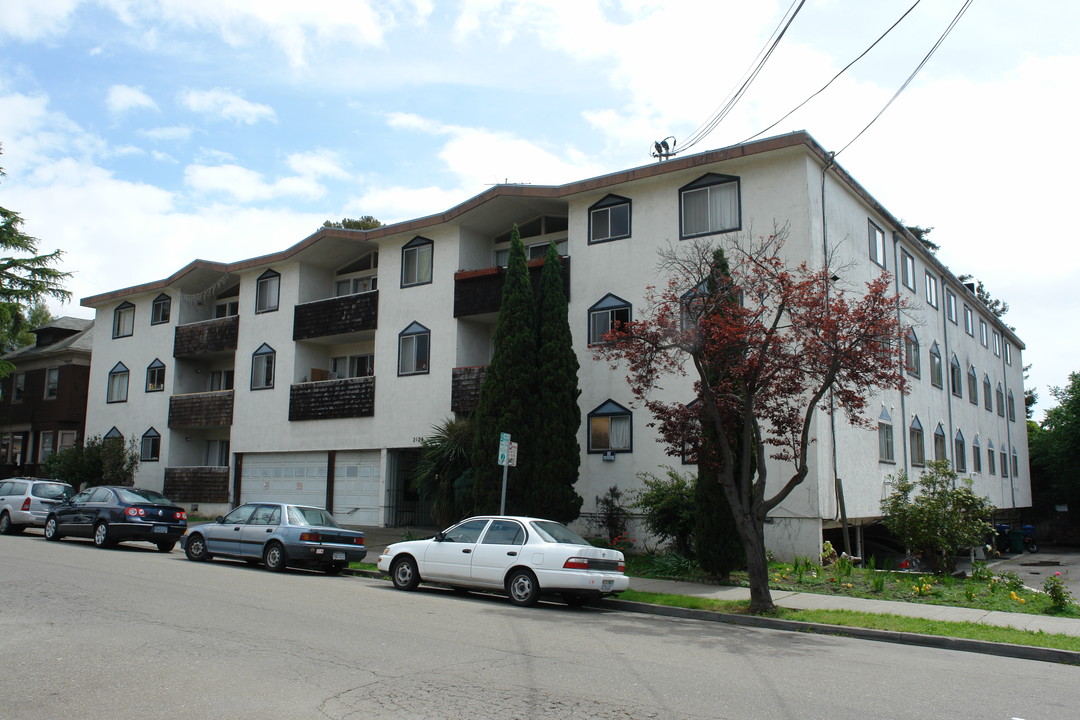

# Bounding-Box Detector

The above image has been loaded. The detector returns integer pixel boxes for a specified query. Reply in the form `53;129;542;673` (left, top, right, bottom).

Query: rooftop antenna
651;136;676;161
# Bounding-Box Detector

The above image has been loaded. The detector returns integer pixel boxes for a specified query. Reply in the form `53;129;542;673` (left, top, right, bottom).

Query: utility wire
836;0;975;156
743;0;923;145
677;0;807;155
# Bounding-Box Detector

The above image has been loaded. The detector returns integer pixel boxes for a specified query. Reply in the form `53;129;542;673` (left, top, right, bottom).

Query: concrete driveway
993;545;1080;596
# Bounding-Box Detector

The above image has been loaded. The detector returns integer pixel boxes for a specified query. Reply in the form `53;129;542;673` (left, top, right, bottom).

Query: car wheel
1026;542;1039;553
93;522;115;548
156;540;176;553
0;512;21;535
263;542;287;572
324;563;346;576
506;568;540;607
184;533;212;561
390;556;420;591
44;516;62;541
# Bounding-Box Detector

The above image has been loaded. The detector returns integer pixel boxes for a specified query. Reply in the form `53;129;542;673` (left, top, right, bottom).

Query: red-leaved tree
595;225;910;612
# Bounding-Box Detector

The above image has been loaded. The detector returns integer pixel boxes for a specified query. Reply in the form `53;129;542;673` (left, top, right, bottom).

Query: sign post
497;432;516;515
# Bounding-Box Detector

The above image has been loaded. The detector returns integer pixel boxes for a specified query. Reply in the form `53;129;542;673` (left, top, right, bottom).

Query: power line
656;0;806;159
836;0;975;156
743;0;923;145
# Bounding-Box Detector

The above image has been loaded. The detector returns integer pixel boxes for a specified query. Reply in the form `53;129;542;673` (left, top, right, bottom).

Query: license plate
153;525;168;533
601;579;614;592
333;552;346;561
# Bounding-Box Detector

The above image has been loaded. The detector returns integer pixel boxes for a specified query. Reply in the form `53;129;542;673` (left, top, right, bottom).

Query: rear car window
32;483;73;499
286;506;340;528
115;488;173;504
529;521;589;546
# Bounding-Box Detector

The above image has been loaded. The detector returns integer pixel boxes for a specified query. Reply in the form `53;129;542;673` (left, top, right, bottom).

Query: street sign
498;432;511;466
507;441;518;467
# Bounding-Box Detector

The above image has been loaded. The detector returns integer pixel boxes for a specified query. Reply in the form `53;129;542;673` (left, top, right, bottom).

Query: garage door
331;451;382;526
240;452;328;507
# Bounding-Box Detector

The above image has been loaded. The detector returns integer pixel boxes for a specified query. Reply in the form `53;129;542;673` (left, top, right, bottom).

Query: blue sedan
180;503;366;574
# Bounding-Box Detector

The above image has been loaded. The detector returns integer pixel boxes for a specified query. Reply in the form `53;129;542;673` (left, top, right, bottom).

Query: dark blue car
44;486;187;552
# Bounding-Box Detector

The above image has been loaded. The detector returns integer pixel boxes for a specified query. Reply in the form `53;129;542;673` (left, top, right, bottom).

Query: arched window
904;331;920;377
588;294;632;345
878;407;894;463
909;417;925;466
928;342;942;388
146;359;165;392
251;344;276;389
255;270;280;313
141;428;161;462
953;430;966;472
398;322;430;375
107;363;129;403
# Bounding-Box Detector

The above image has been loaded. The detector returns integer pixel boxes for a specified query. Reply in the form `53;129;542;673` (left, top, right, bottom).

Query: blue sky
1;0;1077;416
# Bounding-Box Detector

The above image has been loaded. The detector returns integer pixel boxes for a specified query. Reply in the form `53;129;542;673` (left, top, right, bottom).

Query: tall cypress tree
693;249;745;580
470;227;537;514
528;241;583;522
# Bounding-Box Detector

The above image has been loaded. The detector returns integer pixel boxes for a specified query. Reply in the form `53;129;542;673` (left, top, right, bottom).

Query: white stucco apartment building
80;131;1029;558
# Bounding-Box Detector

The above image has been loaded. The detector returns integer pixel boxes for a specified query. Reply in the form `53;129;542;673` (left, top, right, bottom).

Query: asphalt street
1;532;1076;720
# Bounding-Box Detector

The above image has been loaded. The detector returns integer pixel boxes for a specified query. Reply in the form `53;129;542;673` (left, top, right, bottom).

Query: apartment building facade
80;131;1029;558
0;318;93;479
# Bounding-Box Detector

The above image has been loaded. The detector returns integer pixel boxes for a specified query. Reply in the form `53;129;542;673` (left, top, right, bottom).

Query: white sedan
376;516;630;606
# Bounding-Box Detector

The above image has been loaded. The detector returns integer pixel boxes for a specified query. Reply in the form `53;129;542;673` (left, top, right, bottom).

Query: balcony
289;376;375;421
164;466;230;503
454;258;570;318
294;291;378;342
451;365;488;413
169;390;234;429
174;316;239;358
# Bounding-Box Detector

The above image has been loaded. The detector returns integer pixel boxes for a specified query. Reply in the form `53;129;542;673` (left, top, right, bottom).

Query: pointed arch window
251;344;276;389
103;427;124;441
589;194;631;243
983;375;993;411
949;355;962;397
909;417;925;466
588;294;632;345
588;400;633;453
140;428;160;462
113;302;135;338
929;342;943;388
972;436;982;472
954;430;967;472
1000;446;1009;478
878;407;894;463
255;270;280;313
401;237;433;287
933;424;948;462
151;293;172;325
1011;447;1020;477
1007;390;1016;422
107;363;129;403
398;322;430;375
996;383;1005;417
146;359;166;392
987;440;996;475
967;365;978;405
904;330;920;378
680;173;740;238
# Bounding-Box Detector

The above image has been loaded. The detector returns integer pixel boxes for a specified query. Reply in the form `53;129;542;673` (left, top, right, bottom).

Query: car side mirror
215;516;225;523
434;531;446;542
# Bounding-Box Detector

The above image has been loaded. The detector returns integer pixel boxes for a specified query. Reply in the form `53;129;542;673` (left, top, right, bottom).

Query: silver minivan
0;478;75;534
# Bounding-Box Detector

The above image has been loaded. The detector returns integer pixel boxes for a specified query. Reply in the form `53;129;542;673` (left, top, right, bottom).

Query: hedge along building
80;131;1028;559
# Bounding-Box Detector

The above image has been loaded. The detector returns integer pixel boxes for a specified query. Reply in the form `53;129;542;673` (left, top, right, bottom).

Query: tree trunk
738;516;775;613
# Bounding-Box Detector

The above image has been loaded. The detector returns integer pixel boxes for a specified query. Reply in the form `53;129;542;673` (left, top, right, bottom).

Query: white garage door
240;452;328;507
331;451;382;526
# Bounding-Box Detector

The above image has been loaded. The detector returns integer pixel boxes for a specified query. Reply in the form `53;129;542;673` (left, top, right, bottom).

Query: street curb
345;569;1080;665
600;598;1080;666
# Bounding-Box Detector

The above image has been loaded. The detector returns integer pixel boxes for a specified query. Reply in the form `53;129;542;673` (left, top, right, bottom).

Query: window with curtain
588;400;633;453
680;174;740;238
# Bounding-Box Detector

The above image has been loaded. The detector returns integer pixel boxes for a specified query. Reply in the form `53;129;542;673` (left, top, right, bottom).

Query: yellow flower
1020;598;1026;604
1010;591;1018;600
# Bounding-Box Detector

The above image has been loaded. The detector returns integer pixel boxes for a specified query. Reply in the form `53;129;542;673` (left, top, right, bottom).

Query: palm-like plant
414;417;474;527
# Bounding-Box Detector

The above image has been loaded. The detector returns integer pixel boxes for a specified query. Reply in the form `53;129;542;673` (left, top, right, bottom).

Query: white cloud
286;149;351;180
0;0;80;41
106;84;159;115
179;88;276;125
139;125;193;141
183;163;326;203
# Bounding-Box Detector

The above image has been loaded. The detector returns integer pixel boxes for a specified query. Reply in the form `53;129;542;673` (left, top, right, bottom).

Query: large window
335;252;379;296
251;344;276;390
904;330;920;378
146;359;165;392
878;408;894;463
151;294;171;325
401;237;433;287
588;400;632;453
331;354;374;378
868;221;888;268
113;302;135;338
589;195;631;244
929;342;943;388
909;417;925;466
398;322;430;375
44;367;59;399
954;431;967;472
107;362;129;403
588;294;631;345
900;250;915;290
255;270;280;314
141;428;160;462
680;174;740;238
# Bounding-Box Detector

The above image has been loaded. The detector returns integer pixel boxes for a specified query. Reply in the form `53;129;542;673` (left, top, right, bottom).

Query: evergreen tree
528;241;583;522
692;249;744;581
470;227;537;514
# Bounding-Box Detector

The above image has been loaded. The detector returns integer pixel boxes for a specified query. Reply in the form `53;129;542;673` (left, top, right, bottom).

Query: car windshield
32;483;73;499
115;488;173;505
286;506;340;528
528;520;589;546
